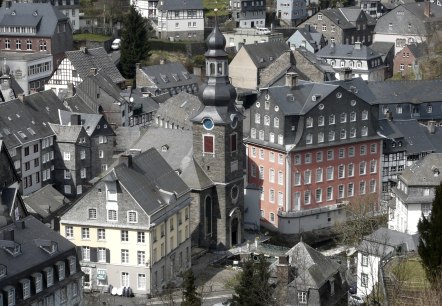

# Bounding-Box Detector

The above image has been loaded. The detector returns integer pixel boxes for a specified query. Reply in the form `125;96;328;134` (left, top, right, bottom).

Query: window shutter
90;248;98;262
203;136;214;153
106;249;111;263
76;246;82;261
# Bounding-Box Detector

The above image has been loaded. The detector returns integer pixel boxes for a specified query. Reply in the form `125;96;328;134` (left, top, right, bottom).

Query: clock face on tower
203;118;214;130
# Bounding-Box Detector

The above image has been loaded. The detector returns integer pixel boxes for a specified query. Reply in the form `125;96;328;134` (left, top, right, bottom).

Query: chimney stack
70;114;81;126
120;154;133;168
285;72;298;89
3;229;14;241
90;68;97;76
428;120;436;134
67;83;75;97
425;1;431;18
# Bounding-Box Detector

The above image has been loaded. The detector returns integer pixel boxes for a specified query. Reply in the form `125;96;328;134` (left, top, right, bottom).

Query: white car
349;294;365;305
111;38;121;50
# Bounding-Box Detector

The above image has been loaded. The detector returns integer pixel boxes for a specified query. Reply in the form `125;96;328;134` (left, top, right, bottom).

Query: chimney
70;114;81;126
80;46;88;54
339;67;352;81
3;229;14;241
276;255;291;285
90;68;97;76
285;72;298;89
136;63;141;70
354;42;362;50
67;83;75;97
428;120;436;134
120;154;133;168
425;1;431;18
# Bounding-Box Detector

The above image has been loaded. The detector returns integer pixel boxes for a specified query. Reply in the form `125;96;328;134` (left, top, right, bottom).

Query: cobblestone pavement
83;252;239;306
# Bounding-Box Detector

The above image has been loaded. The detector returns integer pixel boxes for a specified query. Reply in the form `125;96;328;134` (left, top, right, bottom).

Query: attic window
182;72;190;80
0;265;6;278
161;145;169;152
36;239;57;255
172;73;180;81
160;74;169;83
17;131;27;139
33;11;38;16
27;128;36;135
11;10;16;16
0;240;21;256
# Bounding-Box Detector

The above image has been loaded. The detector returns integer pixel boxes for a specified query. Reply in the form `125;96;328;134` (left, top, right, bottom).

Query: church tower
191;23;245;249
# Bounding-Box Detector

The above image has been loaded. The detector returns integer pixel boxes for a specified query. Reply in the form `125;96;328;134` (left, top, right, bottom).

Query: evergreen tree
233;254;274;306
181;269;201;306
418;183;442;285
119;5;151;79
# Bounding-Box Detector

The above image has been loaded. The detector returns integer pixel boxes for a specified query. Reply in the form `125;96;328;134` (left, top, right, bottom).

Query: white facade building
276;0;306;26
131;0;158;18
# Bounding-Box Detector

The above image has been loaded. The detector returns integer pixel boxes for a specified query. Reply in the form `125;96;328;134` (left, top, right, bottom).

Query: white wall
244;187;261;231
357;252;380;297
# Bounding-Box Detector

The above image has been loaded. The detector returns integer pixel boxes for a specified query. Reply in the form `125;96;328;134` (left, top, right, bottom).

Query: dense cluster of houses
1;0;442;305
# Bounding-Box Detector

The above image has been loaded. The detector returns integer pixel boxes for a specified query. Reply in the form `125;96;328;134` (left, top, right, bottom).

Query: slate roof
156;92;202;130
358;227;418;257
295;47;336;74
65;47;125;84
370;41;395;61
49;123;83;143
80;69;126;105
63;94;94;114
320;8;376;30
0;215;77;283
0;3;68;37
294;26;323;50
23;89;68;124
110;148;190;215
139;62;198;92
132;127;213;190
279;241;343;289
23;185;69;219
157;0;203;11
242;41;290;69
58;110;114;137
407;43;428;58
114;126;143;153
0;98;55;149
366;79;442;104
316;43;382;60
400;153;442;187
391;120;434;154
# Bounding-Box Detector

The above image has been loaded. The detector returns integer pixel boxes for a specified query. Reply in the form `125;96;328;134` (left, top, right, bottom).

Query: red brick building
246;73;382;232
393;43;427;78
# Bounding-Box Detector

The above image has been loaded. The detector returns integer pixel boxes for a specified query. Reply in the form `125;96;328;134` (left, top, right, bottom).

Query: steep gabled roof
243;41;290;69
285;242;341;289
65;47;125;84
407;42;428;58
156;92;202;130
139;62;198;92
316;43;382;60
111;148;190;215
49;123;83;143
157;0;204;11
23;185;69;219
0;3;69;37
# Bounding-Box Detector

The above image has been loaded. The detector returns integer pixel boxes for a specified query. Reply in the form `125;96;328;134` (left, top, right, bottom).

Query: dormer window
32;273;43;293
0;265;6;279
36;239;57;254
0;239;21;256
45;267;54;287
20;279;31;299
56;261;65;281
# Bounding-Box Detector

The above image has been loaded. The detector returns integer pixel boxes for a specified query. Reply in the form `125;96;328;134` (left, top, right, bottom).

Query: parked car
349;294;365;305
111;38;121;50
255;27;271;35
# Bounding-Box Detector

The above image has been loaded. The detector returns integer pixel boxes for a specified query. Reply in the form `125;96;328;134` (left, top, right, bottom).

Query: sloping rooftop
156;92;202;130
140;62;198;92
243;41;290;69
316;43;382;60
157;0;203;11
111;148;190;215
23;185;69;219
0;2;68;37
131;127;213;190
358;227;418;257
407;42;428;58
49;123;83;143
65;47;125;84
400;153;442;187
0;216;77;282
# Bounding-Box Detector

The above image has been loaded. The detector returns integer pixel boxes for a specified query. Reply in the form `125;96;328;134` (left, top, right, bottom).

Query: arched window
205;196;212;237
209;62;215;76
